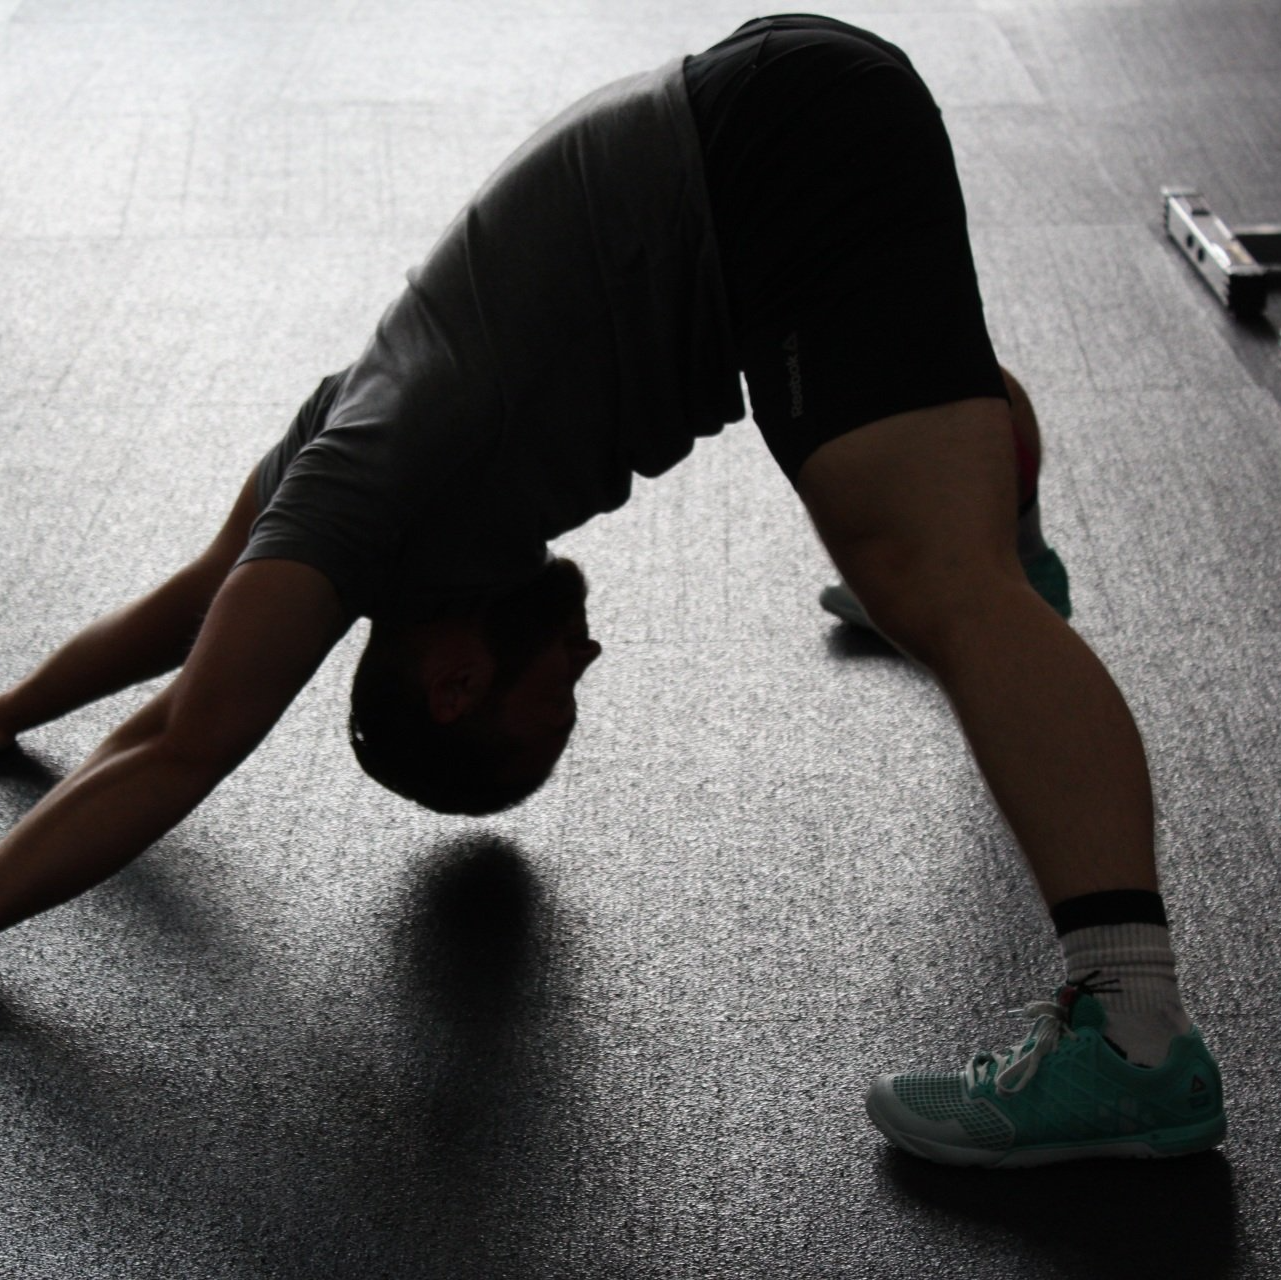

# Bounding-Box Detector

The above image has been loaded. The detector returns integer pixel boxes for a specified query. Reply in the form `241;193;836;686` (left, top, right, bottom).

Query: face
482;557;602;774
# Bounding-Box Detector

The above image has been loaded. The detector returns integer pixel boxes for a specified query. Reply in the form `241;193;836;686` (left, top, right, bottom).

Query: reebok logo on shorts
783;331;804;419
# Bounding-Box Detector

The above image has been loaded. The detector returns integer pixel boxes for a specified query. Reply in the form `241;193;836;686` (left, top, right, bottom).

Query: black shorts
683;14;1009;484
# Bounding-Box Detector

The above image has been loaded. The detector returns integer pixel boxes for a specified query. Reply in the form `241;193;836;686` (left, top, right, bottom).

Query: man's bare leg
796;393;1223;1165
820;364;1050;632
798;397;1154;905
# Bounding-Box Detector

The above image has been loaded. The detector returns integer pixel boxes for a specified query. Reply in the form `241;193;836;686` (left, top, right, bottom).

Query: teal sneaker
1022;546;1072;620
820;546;1072;635
817;581;883;633
864;986;1226;1168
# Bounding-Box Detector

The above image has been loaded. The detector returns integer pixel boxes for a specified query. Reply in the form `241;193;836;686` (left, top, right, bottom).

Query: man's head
349;557;602;815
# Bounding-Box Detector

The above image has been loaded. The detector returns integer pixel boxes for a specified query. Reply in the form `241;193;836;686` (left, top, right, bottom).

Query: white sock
1061;922;1193;1067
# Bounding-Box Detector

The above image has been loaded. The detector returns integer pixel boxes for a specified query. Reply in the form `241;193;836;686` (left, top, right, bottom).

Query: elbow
121;695;257;784
157;717;260;780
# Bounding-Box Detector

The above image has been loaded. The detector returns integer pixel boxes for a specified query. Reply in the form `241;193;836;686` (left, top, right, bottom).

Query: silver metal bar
1162;187;1270;316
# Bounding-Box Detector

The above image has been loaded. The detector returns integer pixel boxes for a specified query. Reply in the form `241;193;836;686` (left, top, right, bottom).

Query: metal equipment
1162;187;1281;317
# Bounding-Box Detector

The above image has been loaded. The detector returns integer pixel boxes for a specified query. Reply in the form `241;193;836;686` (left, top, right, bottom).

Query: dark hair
348;632;551;817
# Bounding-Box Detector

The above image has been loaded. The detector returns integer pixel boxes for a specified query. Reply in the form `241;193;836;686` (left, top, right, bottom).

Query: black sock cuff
1051;889;1168;937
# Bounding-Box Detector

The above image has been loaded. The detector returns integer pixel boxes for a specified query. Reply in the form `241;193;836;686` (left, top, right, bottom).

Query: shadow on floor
0;831;601;1273
879;1144;1240;1278
380;834;624;1268
1214;297;1281;404
824;622;906;663
398;832;545;1022
0;744;61;814
394;832;566;1158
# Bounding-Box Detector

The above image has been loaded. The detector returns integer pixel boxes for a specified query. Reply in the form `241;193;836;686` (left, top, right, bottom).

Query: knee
850;541;1026;668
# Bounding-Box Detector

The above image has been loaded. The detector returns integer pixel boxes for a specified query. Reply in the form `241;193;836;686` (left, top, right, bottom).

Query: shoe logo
782;332;804;420
1190;1074;1211;1109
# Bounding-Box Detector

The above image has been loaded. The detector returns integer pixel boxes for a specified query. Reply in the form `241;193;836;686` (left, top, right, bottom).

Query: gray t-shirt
237;56;744;621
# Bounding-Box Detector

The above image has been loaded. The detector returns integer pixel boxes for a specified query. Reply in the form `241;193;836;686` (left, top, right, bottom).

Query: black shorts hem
742;304;1010;484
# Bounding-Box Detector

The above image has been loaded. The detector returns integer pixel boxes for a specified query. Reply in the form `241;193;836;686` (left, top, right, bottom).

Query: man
0;15;1224;1167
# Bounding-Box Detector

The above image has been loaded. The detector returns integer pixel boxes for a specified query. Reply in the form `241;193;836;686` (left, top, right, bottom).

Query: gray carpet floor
2;0;1279;1276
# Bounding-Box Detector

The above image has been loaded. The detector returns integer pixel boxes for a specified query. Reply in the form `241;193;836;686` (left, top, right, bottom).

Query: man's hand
0;559;350;933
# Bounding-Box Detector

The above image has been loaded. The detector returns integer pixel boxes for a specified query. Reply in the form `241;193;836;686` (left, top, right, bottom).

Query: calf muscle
796;395;1160;911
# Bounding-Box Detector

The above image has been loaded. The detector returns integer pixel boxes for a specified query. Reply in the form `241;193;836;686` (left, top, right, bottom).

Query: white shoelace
964;1000;1077;1097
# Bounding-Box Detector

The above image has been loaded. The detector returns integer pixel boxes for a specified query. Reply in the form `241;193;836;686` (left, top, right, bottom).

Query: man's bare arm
0;559;349;933
0;468;262;750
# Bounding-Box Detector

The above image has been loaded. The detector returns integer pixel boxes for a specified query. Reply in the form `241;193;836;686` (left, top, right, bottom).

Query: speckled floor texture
2;0;1279;1276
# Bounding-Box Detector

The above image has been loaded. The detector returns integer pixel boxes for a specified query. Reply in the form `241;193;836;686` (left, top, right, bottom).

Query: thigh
795;398;1024;631
687;22;1010;483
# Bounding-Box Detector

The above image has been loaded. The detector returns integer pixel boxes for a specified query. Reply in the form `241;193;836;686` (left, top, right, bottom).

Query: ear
427;661;492;724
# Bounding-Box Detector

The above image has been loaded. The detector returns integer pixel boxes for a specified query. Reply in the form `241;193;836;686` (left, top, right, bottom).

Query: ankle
1053;892;1192;1067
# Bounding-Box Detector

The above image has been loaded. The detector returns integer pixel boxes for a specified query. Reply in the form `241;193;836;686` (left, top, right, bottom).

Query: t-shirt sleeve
234;368;383;613
251;371;348;515
235;283;500;619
